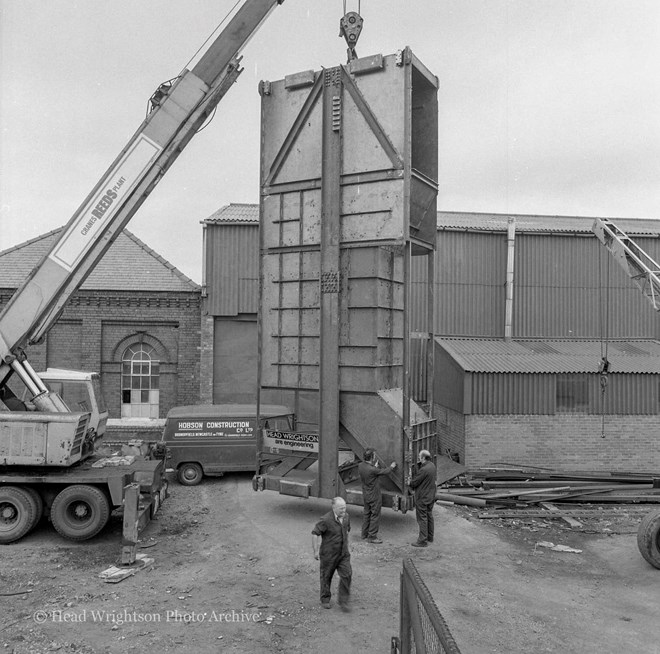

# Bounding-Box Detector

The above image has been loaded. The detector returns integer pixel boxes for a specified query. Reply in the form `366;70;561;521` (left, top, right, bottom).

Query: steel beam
318;67;343;498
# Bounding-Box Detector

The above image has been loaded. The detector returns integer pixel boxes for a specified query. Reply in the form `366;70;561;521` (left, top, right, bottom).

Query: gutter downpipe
504;217;516;341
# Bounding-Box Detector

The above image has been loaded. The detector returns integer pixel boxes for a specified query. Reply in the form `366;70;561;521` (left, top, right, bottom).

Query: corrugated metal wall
469;373;555;414
601;374;659;414
411;230;507;336
514;234;660;338
410;229;660;339
464;372;658;415
205;224;259;316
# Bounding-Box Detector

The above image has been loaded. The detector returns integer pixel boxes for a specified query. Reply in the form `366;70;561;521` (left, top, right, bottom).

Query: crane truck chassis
0;0;286;552
0;440;167;557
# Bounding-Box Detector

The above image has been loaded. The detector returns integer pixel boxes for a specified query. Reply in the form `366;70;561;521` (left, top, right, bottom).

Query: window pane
556;375;589;413
121;342;160;417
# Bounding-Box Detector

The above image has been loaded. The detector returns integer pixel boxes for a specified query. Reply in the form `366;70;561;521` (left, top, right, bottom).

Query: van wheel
178;463;203;486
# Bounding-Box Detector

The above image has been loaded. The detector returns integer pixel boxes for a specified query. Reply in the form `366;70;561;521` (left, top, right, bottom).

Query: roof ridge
437;210;659;221
122;229;200;290
0;226;64;257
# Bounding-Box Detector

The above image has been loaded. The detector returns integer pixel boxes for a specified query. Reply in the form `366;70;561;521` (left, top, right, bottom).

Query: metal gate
392;558;462;654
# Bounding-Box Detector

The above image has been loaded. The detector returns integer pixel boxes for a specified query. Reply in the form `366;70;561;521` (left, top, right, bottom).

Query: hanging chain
597;246;611;438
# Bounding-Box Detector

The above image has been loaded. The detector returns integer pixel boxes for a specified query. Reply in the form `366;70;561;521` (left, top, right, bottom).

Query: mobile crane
0;0;286;548
592;217;660;569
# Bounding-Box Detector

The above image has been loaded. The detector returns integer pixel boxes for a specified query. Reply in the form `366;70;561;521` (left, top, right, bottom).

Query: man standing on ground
311;497;352;611
409;449;437;548
358;448;397;544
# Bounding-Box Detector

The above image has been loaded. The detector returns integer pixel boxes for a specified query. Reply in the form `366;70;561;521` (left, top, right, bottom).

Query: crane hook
339;1;363;62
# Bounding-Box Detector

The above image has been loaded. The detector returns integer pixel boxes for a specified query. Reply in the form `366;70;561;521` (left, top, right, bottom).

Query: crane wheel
50;485;110;541
177;462;203;486
22;487;44;532
637;508;660;569
0;486;37;544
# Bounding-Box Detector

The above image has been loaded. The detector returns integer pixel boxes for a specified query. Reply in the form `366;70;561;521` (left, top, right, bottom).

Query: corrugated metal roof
203;203;260;224
199;204;660;235
0;228;199;292
436;338;660;374
437;212;660;235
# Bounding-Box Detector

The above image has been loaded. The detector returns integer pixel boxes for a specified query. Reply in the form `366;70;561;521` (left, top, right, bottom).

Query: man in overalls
312;497;352;611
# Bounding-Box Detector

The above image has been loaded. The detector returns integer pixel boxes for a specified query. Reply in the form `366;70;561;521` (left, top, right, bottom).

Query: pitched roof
436;338;660;374
203;203;260;224
0;228;199;292
200;204;660;236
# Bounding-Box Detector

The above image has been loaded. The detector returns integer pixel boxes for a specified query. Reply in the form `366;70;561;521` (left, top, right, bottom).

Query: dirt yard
1;472;659;654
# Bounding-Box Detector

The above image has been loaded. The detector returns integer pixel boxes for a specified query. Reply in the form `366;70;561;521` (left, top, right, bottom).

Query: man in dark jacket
312;497;352;610
409;449;437;547
358;448;397;544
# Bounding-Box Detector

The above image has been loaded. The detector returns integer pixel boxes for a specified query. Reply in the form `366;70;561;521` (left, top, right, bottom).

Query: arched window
121;343;160;418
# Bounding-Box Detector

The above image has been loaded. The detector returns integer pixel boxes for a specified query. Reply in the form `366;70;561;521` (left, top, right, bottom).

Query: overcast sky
2;0;660;282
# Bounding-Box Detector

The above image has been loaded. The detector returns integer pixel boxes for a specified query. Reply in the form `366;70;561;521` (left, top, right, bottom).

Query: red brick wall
433;403;659;471
199;313;215;404
464;414;660;471
433;404;465;462
0;289;201;418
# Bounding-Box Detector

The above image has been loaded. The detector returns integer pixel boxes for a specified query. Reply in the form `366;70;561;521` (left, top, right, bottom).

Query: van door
204;416;256;472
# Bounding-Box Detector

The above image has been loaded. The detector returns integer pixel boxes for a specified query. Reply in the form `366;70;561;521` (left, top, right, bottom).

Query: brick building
0;228;201;419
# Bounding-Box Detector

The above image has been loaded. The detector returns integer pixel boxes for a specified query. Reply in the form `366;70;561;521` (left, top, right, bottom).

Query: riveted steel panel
258;51;438;498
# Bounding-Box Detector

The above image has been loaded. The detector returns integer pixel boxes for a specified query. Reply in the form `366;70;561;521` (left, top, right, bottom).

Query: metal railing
392;558;462;654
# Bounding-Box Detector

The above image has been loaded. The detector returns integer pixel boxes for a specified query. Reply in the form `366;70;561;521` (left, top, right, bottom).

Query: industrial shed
202;206;660;471
411;213;660;340
200;203;260;404
434;337;660;470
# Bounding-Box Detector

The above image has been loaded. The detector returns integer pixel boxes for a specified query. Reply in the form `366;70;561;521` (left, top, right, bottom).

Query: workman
409;449;437;548
311;497;352;611
358;448;396;543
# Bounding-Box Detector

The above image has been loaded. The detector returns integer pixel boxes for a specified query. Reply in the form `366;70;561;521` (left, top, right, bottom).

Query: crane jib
49;136;162;273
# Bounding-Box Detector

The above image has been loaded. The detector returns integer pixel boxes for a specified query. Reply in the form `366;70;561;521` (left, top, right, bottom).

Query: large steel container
256;49;438;508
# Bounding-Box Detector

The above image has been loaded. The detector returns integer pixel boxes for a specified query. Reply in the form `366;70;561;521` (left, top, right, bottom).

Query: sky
1;0;660;283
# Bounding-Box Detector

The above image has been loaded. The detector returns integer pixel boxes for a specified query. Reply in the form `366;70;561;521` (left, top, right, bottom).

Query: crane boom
592;218;660;311
0;0;284;399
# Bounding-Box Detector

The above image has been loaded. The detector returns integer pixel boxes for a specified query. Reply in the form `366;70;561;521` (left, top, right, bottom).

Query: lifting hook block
339;11;363;61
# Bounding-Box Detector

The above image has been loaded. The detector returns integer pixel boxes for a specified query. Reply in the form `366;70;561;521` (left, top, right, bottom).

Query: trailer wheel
50;485;110;541
0;486;37;544
637;509;660;569
178;463;203;486
22;487;44;532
